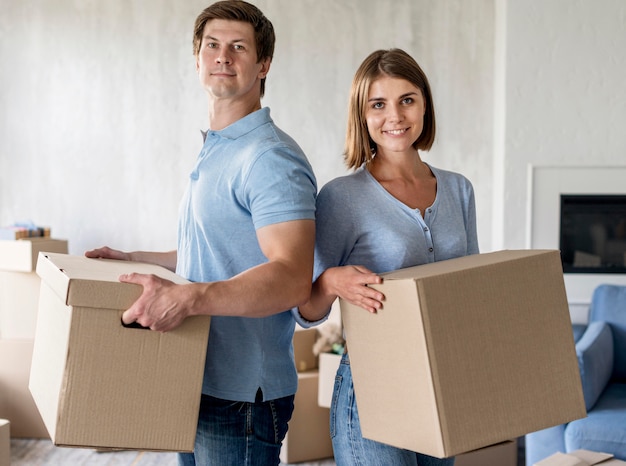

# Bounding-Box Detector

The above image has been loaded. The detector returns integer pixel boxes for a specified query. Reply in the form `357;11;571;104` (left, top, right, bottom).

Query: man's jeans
179;390;294;466
331;353;455;466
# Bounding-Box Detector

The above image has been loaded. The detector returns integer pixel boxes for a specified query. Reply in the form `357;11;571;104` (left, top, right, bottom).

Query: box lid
0;238;68;272
36;252;189;309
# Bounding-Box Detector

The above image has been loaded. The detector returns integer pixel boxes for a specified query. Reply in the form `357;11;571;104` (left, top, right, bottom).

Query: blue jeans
331;353;455;466
178;390;294;466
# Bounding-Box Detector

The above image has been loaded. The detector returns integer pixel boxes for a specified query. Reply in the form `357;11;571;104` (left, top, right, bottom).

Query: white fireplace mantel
528;165;626;323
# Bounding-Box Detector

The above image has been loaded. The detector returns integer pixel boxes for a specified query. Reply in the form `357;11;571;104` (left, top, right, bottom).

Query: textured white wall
0;0;495;255
498;0;626;250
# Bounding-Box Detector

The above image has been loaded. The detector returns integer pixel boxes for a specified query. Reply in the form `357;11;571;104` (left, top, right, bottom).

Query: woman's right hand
321;265;385;313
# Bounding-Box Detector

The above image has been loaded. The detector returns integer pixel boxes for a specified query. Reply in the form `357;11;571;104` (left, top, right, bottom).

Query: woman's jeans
178;390;294;466
331;352;455;466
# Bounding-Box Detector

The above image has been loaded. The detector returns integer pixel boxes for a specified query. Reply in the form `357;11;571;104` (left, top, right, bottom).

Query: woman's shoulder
428;164;474;189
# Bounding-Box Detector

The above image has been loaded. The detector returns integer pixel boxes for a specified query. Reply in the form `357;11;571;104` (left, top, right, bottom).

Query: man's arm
119;219;315;331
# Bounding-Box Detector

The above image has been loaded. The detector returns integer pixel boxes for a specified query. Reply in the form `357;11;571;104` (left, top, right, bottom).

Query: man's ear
258;57;271;79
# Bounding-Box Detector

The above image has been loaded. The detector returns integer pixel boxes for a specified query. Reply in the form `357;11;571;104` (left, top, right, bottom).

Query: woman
298;49;479;465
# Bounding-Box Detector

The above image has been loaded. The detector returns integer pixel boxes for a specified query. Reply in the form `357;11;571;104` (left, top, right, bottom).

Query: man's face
196;19;270;102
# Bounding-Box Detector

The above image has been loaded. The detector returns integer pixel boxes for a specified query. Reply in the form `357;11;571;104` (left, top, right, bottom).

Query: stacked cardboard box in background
279;326;334;464
0;237;68;439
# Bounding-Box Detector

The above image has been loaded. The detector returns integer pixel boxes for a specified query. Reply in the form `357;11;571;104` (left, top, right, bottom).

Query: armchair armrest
576;321;613;411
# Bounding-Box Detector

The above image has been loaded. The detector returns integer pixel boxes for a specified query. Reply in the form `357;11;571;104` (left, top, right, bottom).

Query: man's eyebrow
203;34;247;43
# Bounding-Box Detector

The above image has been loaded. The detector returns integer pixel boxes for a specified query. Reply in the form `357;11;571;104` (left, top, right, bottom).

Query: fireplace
560;194;626;274
529;165;626;323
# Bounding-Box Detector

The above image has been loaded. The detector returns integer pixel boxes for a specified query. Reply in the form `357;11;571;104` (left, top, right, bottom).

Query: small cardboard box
0;238;68;272
0;419;10;466
293;327;318;372
535;450;626;466
318;352;341;408
29;252;211;452
341;249;586;458
455;440;517;466
0;339;49;438
280;371;333;463
0;238;68;339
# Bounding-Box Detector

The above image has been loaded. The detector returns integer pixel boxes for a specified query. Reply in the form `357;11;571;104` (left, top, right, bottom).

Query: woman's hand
320;265;385;313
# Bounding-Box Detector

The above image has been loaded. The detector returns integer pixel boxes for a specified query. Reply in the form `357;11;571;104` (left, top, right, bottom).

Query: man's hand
119;273;192;333
85;246;131;261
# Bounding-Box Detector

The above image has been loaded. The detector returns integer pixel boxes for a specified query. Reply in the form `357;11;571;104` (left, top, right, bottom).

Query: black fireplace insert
559;194;626;273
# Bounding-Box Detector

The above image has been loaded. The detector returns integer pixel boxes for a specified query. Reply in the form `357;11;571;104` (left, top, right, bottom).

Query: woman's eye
402;97;414;104
372;102;384;109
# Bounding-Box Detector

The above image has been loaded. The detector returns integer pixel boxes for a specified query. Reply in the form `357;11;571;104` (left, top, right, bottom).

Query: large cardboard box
29;252;211;451
535;450;626;466
341;249;586;458
280;371;333;464
0;238;68;339
0;339;48;438
455;440;517;466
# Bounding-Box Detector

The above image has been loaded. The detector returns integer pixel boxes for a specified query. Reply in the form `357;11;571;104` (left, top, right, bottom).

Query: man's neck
207;96;262;131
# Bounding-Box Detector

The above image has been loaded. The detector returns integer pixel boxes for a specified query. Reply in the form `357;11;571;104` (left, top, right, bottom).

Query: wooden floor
10;438;337;466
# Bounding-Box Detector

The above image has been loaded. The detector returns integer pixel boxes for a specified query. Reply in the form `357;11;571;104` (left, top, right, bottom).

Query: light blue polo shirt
177;107;317;402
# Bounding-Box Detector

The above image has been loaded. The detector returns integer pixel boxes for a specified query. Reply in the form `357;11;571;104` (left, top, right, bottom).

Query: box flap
380;249;553;281
36;252;189;309
535;450;618;466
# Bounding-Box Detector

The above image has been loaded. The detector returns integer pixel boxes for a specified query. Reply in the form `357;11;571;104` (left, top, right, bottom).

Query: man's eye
207;42;218;49
233;44;244;51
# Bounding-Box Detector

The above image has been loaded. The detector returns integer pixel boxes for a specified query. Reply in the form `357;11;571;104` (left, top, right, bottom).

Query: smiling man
86;1;320;465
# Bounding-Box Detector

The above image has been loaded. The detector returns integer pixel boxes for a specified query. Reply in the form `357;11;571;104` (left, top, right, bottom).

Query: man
86;1;321;464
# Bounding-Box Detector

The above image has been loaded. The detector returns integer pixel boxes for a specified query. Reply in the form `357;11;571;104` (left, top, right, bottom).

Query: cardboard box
0;238;68;272
0;238;68;339
318;352;341;408
0;419;9;466
455;440;517;466
280;371;333;463
0;339;49;438
535;450;626;466
29;252;211;451
293;327;318;372
341;249;586;458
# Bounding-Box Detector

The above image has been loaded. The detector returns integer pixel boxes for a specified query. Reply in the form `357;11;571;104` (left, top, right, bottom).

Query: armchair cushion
589;284;626;381
576;321;614;411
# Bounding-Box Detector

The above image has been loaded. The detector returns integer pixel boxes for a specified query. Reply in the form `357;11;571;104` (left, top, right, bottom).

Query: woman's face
365;75;426;156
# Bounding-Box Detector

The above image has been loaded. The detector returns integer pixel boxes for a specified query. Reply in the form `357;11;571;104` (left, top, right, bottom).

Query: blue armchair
525;284;626;465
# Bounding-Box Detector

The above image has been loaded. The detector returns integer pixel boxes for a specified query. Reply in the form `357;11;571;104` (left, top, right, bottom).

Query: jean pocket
329;373;343;439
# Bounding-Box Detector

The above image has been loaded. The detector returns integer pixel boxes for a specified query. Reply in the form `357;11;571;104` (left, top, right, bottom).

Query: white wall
0;0;495;255
497;0;626;250
2;0;625;318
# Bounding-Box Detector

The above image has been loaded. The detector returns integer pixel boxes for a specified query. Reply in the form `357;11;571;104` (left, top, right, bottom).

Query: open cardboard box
341;249;586;458
535;450;626;466
29;252;210;452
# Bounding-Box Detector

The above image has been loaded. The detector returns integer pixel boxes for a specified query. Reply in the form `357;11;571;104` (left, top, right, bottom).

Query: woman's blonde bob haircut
344;48;436;169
